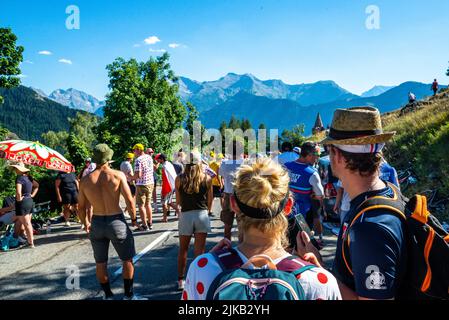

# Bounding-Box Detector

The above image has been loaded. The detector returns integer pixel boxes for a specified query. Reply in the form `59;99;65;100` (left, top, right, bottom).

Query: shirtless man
78;144;146;300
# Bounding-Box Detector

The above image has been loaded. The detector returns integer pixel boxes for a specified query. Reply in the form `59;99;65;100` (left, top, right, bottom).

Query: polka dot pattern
317;273;328;284
196;282;205;295
198;257;208;268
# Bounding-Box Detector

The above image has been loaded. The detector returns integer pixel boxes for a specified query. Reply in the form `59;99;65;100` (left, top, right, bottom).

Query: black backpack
341;183;449;300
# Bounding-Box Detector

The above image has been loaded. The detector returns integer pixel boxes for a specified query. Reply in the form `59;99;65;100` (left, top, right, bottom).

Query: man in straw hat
296;107;408;300
78;144;146;300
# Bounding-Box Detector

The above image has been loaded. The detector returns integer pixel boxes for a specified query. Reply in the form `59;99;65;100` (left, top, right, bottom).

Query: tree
446;61;449;77
241;119;252;132
0;28;24;104
281;124;306;148
66;133;90;171
96;53;187;158
68;112;98;149
66;112;98;171
228;115;241;130
0;126;8;141
41;130;69;155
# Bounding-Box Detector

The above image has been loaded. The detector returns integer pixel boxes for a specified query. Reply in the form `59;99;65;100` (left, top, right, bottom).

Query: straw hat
321;106;396;145
9;162;30;173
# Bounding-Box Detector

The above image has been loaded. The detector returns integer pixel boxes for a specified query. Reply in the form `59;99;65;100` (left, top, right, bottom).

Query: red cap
154;153;161;160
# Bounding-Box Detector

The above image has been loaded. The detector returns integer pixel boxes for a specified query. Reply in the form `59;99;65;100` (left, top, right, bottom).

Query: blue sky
1;0;448;99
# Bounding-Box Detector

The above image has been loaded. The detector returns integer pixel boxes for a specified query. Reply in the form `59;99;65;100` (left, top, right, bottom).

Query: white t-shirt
81;163;96;178
336;180;351;211
218;159;244;194
183;247;342;300
120;161;134;182
275;152;299;166
134;154;154;186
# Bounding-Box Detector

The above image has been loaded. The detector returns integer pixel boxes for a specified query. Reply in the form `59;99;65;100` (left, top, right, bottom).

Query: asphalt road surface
0;190;338;300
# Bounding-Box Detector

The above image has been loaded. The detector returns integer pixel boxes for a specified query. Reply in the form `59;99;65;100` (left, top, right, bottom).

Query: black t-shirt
332;184;407;299
16;175;33;198
56;172;78;193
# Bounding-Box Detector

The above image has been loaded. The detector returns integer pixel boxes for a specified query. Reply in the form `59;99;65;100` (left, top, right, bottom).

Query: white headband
335;143;385;154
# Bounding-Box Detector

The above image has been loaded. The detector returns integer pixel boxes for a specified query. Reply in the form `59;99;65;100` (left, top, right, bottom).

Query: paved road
0;191;337;300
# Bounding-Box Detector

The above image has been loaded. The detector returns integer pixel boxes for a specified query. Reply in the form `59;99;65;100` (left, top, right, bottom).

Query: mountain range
32;88;105;114
177;73;358;112
26;73;444;136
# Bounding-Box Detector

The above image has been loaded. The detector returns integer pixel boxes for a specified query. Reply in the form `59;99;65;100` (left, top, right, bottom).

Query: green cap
92;144;114;165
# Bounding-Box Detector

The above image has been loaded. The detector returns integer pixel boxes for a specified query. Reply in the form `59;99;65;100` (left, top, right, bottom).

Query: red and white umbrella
0;140;75;173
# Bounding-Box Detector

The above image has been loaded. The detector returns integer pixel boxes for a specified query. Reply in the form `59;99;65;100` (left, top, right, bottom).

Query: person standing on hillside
408;92;416;104
432;79;439;96
78;144;145;300
131;144;154;231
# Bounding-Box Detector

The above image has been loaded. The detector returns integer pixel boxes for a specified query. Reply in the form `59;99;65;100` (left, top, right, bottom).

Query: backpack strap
341;183;407;275
277;255;317;278
212;249;244;271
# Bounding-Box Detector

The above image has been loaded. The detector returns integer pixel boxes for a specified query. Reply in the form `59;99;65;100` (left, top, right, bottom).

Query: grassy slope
383;88;449;221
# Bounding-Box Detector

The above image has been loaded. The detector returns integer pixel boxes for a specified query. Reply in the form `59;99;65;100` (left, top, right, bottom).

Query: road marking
112;230;174;278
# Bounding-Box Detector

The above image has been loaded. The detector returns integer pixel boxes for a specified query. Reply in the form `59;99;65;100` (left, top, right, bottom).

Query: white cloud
24;60;34;64
168;43;180;49
133;44;141;48
149;48;166;53
144;36;161;45
58;59;73;65
38;50;52;55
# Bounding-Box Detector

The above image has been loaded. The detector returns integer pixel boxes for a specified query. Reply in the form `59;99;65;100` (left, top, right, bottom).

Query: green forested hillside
0;86;84;141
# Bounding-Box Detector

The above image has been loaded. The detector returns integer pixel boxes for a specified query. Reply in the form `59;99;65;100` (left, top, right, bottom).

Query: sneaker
177;280;185;291
208;212;214;217
65;221;71;227
123;294;148;300
102;294;115;301
148;223;153;230
133;224;149;232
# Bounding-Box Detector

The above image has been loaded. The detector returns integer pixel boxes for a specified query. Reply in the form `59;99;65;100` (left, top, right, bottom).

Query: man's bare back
78;164;136;225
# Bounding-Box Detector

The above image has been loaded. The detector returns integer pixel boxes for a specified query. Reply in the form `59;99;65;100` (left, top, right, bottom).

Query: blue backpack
206;249;317;300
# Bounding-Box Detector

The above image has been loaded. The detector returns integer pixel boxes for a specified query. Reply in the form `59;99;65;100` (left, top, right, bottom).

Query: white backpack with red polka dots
206;249;317;300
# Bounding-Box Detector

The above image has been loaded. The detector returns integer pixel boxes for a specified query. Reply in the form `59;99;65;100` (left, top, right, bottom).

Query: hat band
336;143;385;154
329;128;382;140
234;192;289;220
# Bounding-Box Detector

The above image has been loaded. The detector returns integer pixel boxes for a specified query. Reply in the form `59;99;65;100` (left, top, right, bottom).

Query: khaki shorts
136;184;154;206
220;193;235;226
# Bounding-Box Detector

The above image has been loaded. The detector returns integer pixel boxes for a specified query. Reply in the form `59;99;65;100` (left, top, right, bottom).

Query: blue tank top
284;161;316;217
